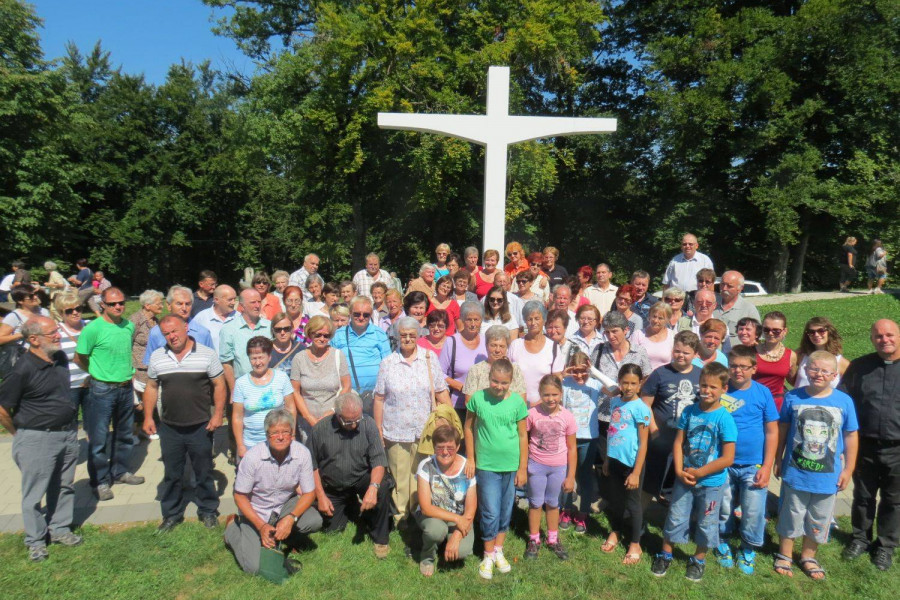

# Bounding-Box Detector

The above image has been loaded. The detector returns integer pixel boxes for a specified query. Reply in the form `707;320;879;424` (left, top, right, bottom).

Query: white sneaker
493;549;512;573
478;555;494;580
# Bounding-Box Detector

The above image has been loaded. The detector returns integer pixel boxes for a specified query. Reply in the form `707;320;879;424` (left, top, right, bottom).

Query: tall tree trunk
768;241;790;293
788;226;811;293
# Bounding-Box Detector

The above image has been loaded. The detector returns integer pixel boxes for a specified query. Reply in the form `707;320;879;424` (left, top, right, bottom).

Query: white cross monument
377;66;617;254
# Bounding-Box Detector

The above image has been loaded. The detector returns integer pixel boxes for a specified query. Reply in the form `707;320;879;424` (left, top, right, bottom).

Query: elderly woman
462;324;527;406
250;272;281;320
440;301;488;420
693;319;729;367
374;316;450;527
504;242;529;277
612;284;644;336
388;291;429;351
232;336;296;459
633;302;676;371
433;243;452;279
291;315;350;430
338;281;356;304
303;274;325;316
452;270;478;306
794;316;849;388
282;285;310;345
407;263;437;298
509;300;568;406
129;289;164;437
270;312;306;376
53;290;92;420
545;308;575;365
473;249;500;299
371;282;389;321
419;309;450;355
571;304;603;358
662;287;692;331
482;285;519;339
0;286;50;374
735;317;762;347
428;275;460;335
329;303;350;330
271;270;290;309
379;288;405;334
753;311;797;410
43;261;68;299
446;253;462;278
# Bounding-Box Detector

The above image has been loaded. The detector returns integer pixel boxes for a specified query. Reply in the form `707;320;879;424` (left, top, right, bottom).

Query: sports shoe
573;513;587;534
149;433;160;440
524;539;541;560
651;553;672;577
547;540;569;561
115;472;145;485
559;510;573;530
28;544;48;562
493;549;512;573
737;547;756;575
478;555;494;580
95;484;114;501
842;539;869;561
715;542;734;568
685;557;706;582
50;532;83;546
872;546;894;571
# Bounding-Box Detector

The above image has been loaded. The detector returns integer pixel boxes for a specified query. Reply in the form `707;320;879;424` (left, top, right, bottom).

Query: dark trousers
83;381;134;487
852;439;900;550
605;457;645;545
159;421;219;519
321;474;393;544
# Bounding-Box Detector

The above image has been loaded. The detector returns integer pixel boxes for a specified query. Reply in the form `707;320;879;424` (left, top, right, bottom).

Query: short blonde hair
542;246;559;259
649;301;673;320
329;303;350;318
808;350;838;370
51;290;80;322
305;315;335;339
435;243;450;254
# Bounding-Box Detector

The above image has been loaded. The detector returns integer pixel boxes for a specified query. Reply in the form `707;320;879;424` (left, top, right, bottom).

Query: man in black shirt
308;392;393;559
840;319;900;570
0;316;82;562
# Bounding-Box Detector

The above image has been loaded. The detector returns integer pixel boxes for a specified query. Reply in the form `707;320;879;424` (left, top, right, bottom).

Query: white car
652;278;768;298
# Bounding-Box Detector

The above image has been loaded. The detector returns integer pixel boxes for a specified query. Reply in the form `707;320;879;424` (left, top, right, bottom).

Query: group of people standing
0;236;897;585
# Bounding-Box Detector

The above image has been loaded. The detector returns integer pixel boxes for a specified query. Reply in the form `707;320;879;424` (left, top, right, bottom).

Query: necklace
759;343;785;361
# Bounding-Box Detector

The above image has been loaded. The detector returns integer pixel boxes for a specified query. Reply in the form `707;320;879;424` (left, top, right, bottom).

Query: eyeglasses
434;446;457;455
352;312;372;319
312;332;331;339
806;367;836;377
616;297;631;302
285;299;303;305
104;300;126;307
488;298;504;304
578;317;597;323
273;326;292;333
807;328;827;336
338;416;362;427
729;364;754;372
64;307;82;315
266;429;293;439
399;334;417;340
762;327;784;336
35;330;59;338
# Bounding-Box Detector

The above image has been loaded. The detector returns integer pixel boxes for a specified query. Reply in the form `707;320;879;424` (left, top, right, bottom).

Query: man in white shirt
289;254;321;302
583;263;618;317
662;233;714;292
352;253;396;299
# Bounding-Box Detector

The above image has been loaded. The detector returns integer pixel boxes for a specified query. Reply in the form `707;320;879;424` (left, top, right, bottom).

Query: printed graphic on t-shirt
789;405;842;474
719;393;745;413
422;460;470;514
685;423;717;470
666;379;697;427
607;405;630;448
533;417;564;454
245;389;278;413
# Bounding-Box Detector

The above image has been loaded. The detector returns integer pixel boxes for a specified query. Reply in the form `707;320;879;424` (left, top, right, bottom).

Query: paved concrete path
749;287;896;306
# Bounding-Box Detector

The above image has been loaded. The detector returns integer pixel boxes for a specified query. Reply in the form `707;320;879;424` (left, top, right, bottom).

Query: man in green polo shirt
75;287;145;501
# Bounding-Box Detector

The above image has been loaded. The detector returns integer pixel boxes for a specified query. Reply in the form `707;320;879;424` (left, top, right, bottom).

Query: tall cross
378;66;617;255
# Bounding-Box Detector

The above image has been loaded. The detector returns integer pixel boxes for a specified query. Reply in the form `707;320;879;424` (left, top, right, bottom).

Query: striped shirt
57;322;90;388
232;371;294;448
147;340;224;427
234;440;316;521
308;414;388;492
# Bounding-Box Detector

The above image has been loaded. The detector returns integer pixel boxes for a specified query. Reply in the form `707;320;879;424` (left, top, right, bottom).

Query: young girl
560;351;601;534
524;375;577;561
603;364;650;565
464;359;528;580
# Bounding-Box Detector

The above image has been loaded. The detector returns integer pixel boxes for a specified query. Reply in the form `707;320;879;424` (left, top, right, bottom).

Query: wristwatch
289;513;300;523
369;482;381;489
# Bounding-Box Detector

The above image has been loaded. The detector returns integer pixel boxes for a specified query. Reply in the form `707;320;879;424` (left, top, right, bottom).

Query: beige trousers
386;440;422;525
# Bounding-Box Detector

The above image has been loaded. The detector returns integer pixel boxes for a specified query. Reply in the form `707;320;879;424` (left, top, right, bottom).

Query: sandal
601;537;618;553
773;552;794;577
798;557;826;581
419;560;435;577
622;552;642;565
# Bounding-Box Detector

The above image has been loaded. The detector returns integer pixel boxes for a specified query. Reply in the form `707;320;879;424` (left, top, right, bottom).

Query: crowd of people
0;235;897;584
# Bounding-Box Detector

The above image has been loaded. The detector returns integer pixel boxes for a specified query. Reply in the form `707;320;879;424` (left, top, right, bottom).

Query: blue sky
30;0;252;84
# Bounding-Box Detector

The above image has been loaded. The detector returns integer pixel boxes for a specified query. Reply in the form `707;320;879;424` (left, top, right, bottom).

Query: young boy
652;362;737;582
464;359;528;580
716;345;779;574
774;350;858;580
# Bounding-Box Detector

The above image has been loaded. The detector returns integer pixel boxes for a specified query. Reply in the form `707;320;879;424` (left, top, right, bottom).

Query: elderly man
663;233;715;292
143;285;214;363
494;271;526;330
630;270;655;324
143;315;226;532
406;263;437;298
289;254;321;302
220;289;273;391
75;287;144;501
551;284;579;338
583;263;618;317
192;284;237;353
693;290;731;355
225;408;323;576
840;319;900;571
0;317;82;562
190;269;218;318
309;392;393;559
330;296;390;414
713;270;760;349
352;253;396;299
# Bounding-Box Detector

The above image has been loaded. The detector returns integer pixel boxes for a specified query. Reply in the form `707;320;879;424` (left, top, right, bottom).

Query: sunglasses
312;332;331;339
338;416;362;427
806;328;827;336
64;307;82;315
664;297;683;303
273;326;292;334
488;298;504;304
104;300;126;307
516;279;528;285
762;327;784;335
352;312;372;319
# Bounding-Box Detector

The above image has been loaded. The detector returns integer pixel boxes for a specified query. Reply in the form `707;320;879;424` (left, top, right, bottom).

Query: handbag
0;311;26;379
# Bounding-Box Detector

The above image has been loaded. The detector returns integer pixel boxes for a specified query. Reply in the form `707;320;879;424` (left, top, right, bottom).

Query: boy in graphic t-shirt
773;350;858;581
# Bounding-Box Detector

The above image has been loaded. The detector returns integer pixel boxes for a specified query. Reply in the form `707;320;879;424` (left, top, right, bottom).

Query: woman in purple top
440;301;488;419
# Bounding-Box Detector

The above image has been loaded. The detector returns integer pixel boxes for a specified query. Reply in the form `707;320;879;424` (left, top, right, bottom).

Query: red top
427;298;460;335
474;270;496;299
504;259;530;276
753;348;793;411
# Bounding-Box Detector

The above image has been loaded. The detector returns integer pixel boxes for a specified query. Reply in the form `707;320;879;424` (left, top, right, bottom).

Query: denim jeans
476;469;515;541
663;480;724;549
69;386;95;483
561;438;599;513
718;464;768;548
83;381;135;487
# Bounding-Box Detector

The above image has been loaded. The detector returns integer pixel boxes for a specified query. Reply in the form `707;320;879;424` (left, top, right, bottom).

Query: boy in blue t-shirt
652;363;737;582
774;351;858;581
715;345;779;574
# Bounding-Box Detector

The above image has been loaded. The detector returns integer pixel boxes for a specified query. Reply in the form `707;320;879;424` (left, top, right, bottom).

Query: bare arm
434;389;451;406
0;323;22;346
231;402;247;457
642;394;659;435
838;431;859;491
515;419;528;486
291;380;318;426
773;422;789;478
563;433;577;493
0;405;15;435
373;393;385;441
464;411;476;477
754;421;779;488
74;352;90;374
141;378;159;436
630;423;650;482
222;362;235;400
208;375;226;431
693;441;735;480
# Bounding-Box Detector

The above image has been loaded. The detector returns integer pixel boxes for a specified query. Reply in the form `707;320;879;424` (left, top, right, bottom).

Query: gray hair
20;317;50;339
464;246;479;258
271;270;290;283
43;260;57;271
263;408;296;432
139;289;164;308
662;286;686;301
397;316;421;333
166;285;192;305
552;284;572;296
306;274;324;290
522;299;547;321
350;295;373;311
419;262;436;276
365;252;380;262
602;310;628;331
722;270;745;287
335;391;363;415
459;300;484;319
484;324;511;345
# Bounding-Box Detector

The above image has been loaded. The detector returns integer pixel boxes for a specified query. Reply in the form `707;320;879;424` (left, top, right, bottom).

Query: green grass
0;514;896;600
